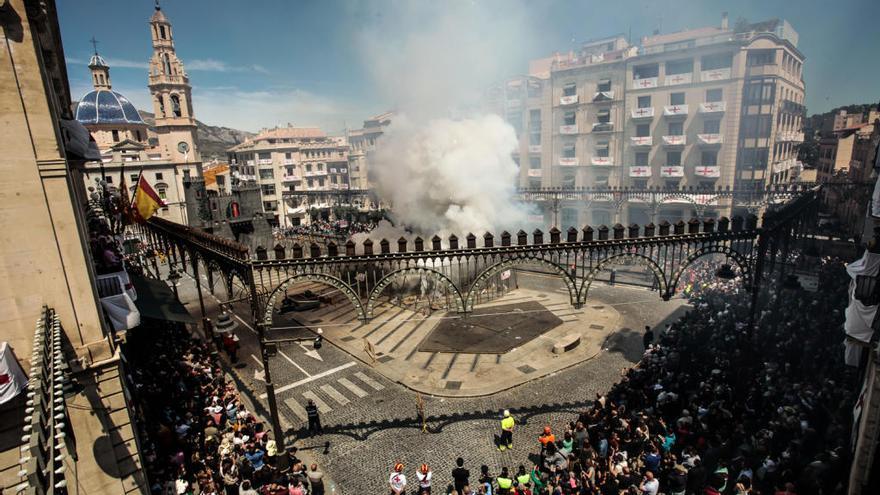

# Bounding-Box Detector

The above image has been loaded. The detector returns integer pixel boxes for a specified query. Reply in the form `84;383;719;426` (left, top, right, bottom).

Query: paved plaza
170;262;687;494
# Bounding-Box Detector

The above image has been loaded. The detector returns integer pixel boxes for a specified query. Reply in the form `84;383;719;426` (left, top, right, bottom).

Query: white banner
844;251;880;342
0;342;28;405
101;293;141;331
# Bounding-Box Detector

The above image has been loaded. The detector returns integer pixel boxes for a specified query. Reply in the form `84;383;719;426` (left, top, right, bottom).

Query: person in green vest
499;409;515;451
515;465;531;488
496;467;514;494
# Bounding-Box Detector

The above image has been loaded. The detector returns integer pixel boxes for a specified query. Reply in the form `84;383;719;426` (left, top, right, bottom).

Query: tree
797;137;819;168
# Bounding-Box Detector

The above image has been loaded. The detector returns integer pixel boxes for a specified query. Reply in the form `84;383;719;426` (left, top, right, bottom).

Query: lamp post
256;324;324;471
167;268;181;301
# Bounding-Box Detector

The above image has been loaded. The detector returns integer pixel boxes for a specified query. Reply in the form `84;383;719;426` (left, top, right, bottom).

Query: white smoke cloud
372;114;527;235
356;0;537;236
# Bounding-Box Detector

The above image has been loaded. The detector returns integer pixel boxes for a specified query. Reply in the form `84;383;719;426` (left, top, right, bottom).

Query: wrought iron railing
15;307;72;494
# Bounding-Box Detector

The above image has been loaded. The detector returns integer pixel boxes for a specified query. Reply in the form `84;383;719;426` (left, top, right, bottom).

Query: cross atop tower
89;36;99;55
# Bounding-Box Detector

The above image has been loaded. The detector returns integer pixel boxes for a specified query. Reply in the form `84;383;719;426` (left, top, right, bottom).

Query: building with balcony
227;125;351;226
817;119;880;183
496;13;807;227
348;112;393;191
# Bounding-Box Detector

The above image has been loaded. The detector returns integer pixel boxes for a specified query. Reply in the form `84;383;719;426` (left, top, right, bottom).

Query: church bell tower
147;2;200;164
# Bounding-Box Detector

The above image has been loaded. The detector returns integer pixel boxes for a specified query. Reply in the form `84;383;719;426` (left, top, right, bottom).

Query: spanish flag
130;173;163;222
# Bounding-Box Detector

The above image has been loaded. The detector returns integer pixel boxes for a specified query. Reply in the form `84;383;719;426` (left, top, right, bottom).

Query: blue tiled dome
75;89;145;125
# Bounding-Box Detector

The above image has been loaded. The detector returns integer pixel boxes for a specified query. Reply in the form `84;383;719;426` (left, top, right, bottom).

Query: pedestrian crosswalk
282;371;385;423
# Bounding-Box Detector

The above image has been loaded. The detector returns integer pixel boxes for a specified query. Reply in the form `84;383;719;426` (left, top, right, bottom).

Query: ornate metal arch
579;252;668;303
465;256;578;312
365;267;465;319
224;268;250;302
658;193;699;209
666;244;752;298
262;272;367;324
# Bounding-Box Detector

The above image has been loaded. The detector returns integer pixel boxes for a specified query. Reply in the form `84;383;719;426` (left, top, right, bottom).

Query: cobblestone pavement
271;284;686;495
170;262;686;495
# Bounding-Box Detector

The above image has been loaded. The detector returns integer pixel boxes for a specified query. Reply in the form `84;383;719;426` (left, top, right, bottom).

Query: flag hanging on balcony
130;172;163;222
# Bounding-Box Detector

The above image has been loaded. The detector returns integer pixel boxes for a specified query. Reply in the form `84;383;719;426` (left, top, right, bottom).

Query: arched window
170;94;182;117
163;53;172;76
157;97;165;117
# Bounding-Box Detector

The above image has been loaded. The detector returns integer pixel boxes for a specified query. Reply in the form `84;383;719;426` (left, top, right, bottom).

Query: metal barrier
14;307;71;494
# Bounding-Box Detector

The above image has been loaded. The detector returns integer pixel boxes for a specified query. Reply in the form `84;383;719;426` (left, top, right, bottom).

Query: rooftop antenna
89;36;99;55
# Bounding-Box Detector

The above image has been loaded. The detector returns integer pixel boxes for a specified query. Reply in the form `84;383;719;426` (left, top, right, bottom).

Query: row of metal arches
258;245;753;324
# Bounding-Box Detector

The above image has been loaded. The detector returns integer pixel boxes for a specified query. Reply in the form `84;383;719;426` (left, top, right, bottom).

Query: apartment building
348;112;393;191
227;126;350;226
817;116;880;182
497;15;807;226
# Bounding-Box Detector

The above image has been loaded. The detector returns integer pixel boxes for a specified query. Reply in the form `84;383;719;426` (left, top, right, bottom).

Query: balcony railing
631;136;652;146
629;166;651;177
632;76;658;89
660;166;684;177
282;174;302;182
527;169;543;177
283;159;295;165
246;160;255;166
559;157;579;166
593;91;614;102
700;68;731;82
258;158;273;165
663;105;689;117
591;156;613;166
697;133;723;145
631;107;655;119
559;94;578;105
592;122;614;133
662;135;687;146
664;73;693;86
304;170;328;177
559;124;579;134
528;144;542;153
694;165;721;178
777;131;805;143
699;101;726;113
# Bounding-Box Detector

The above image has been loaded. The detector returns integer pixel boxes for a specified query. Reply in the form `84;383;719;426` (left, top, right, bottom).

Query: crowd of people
398;256;853;495
125;322;329;495
275;219;376;239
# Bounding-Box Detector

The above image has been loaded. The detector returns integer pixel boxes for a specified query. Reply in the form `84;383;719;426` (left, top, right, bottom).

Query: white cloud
191;86;374;132
188;58;270;74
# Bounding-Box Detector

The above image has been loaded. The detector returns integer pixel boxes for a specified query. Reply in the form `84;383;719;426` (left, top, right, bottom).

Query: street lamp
167;268;181;301
257;324;325;471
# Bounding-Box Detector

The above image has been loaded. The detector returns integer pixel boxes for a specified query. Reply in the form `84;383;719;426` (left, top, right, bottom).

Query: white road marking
250;354;264;368
337;378;368;398
283;398;308;422
260;362;357;398
302;390;332;414
278;349;311;377
319;384;350;406
354;371;385;391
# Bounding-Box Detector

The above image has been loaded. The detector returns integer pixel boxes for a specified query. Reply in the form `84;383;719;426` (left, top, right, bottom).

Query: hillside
138;109;253;160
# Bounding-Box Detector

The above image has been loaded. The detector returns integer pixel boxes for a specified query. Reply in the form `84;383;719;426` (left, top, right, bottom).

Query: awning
130;274;196;324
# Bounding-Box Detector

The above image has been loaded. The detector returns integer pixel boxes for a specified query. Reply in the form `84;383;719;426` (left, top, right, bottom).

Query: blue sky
58;0;880;133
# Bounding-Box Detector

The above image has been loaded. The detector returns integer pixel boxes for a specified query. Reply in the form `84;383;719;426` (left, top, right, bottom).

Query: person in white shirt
416;464;432;494
640;471;659;495
390;462;407;495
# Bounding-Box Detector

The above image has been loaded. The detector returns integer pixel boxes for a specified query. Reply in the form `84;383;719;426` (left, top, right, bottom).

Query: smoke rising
357;0;536;235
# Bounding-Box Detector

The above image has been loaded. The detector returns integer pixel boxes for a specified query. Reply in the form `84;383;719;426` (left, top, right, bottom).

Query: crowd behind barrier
390;256;853;495
125;322;328;495
275;220;377;239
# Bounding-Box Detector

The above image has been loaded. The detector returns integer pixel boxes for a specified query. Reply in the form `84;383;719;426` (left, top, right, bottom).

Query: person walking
499;410;515;451
643;325;654;350
609;268;616;286
390;462;407;495
306;399;322;435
